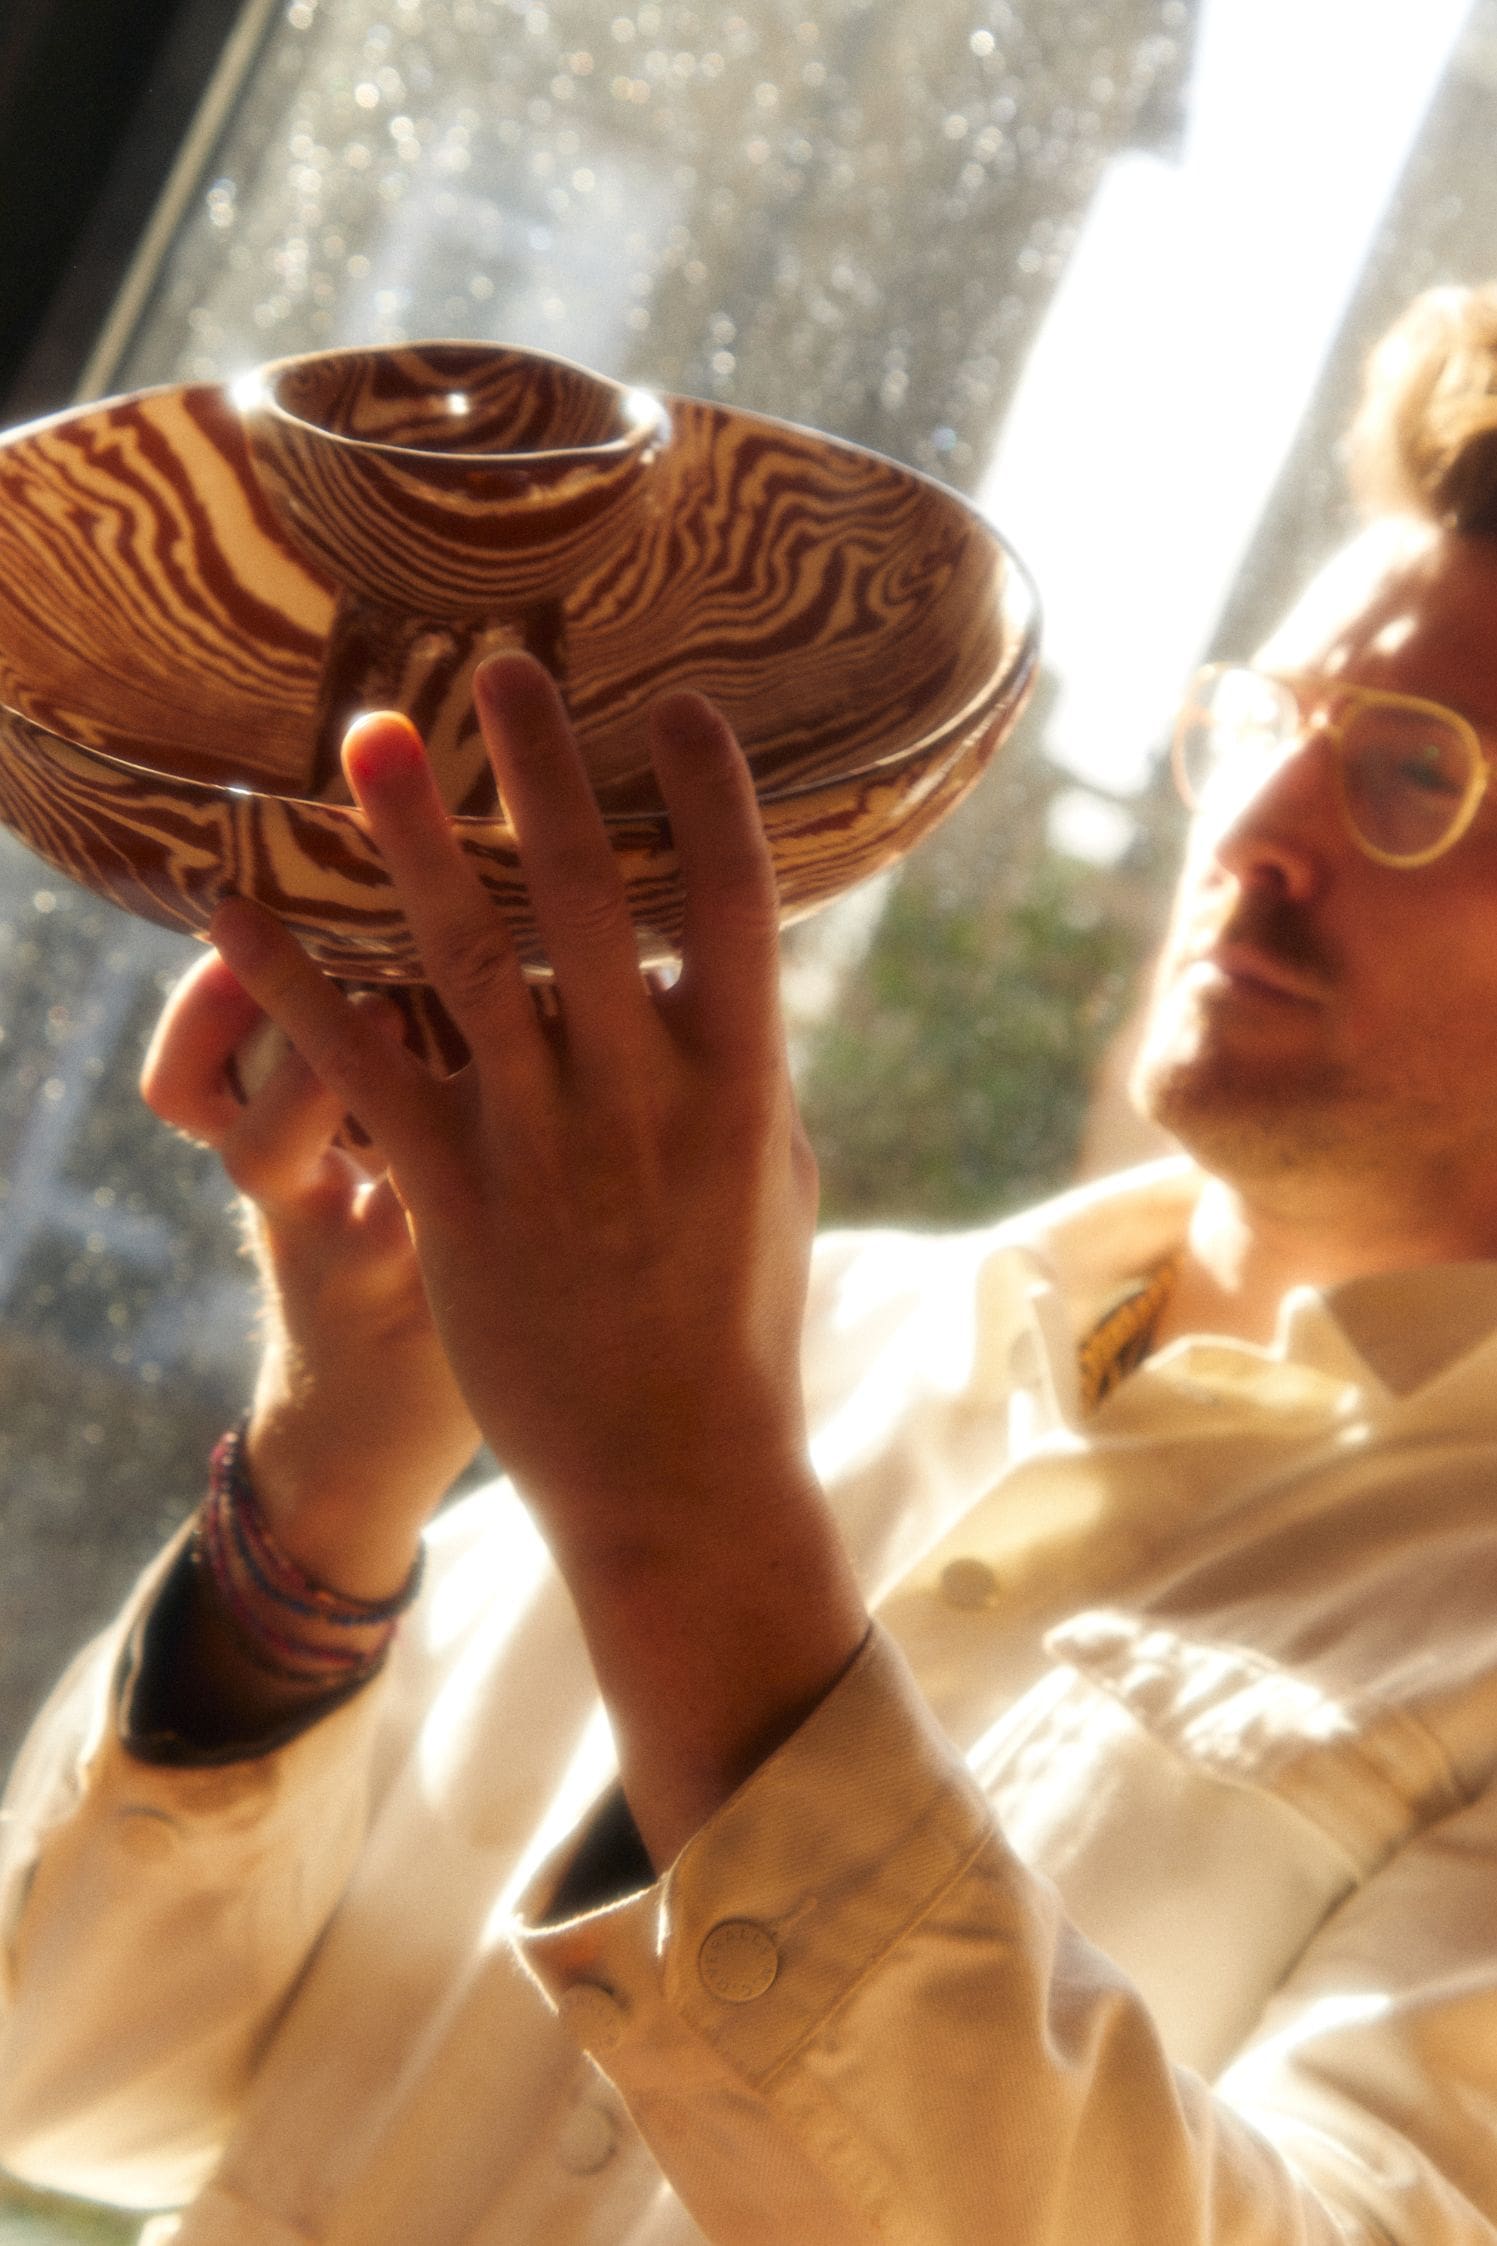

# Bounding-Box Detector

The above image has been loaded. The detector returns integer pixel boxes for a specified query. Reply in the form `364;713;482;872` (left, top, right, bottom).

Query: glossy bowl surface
237;341;669;612
0;356;1040;981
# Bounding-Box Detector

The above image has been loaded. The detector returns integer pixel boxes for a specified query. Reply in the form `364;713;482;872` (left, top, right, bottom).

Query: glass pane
5;0;1497;2231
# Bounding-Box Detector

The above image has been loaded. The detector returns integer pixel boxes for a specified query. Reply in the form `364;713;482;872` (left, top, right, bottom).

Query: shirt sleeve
511;1624;1497;2246
0;1530;389;2210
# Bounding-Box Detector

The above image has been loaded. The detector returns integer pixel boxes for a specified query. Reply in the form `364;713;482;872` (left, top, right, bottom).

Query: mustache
1192;892;1341;989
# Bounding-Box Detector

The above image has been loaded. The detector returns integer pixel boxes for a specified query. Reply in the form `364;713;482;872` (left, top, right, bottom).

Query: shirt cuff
511;1621;994;2084
0;1524;394;1985
119;1532;381;1768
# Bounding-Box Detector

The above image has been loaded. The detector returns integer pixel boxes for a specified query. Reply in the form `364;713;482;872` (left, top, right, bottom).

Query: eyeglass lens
1176;669;1477;863
1337;700;1472;860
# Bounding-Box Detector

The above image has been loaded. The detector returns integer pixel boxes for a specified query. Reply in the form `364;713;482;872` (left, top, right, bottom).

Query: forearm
542;1460;870;1870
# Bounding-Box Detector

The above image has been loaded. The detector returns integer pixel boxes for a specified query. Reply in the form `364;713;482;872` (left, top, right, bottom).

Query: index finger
139;947;266;1141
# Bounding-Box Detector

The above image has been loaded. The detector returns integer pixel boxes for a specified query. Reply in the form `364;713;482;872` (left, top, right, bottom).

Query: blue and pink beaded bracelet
195;1418;425;1688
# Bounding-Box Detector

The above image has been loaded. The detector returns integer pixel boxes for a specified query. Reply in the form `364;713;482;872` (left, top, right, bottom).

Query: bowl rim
235;338;669;471
0;369;1042;822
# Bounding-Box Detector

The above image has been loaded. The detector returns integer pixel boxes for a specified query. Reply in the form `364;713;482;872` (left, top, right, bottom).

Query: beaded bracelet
194;1418;424;1688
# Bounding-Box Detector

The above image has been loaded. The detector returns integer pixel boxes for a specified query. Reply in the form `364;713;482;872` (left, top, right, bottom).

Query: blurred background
0;0;1493;2232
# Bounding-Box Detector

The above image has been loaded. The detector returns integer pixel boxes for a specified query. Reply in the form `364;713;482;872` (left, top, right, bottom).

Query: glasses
1172;663;1492;868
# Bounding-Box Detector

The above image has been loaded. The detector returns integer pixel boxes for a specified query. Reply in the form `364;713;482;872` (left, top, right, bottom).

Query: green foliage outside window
801;851;1142;1228
0;2181;134;2244
796;680;1177;1229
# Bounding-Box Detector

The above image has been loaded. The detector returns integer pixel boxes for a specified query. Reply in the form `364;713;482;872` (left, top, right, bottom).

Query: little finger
217;993;404;1215
140;947;268;1145
649;691;782;1061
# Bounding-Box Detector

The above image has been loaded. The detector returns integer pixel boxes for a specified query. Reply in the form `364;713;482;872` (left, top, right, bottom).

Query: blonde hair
1347;284;1497;536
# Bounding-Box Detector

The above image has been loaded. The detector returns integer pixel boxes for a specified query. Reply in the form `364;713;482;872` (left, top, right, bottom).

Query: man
4;287;1497;2243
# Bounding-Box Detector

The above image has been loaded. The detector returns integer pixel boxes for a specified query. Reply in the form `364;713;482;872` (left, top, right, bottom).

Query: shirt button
939;1556;1000;1610
114;1808;180;1861
698;1919;779;2002
556;2097;618;2175
557;1982;629;2053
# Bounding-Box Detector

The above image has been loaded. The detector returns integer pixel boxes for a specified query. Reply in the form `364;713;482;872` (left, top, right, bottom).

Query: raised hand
209;655;868;1860
140;951;480;1607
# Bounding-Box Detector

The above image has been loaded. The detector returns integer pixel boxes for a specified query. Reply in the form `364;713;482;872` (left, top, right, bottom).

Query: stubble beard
1131;882;1366;1185
1130;971;1478;1196
1131;1008;1362;1184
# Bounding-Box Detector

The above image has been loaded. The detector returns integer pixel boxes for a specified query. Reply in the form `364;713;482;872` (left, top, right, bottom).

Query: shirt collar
1009;1160;1497;1407
1300;1261;1497;1396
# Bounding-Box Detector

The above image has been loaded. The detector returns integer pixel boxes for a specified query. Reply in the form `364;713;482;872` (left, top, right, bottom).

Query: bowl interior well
271;344;646;458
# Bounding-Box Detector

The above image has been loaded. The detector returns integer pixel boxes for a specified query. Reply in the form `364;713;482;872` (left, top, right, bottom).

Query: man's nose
1195;721;1342;896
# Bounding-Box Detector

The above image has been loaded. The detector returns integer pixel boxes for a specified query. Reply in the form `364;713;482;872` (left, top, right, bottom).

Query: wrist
198;1418;424;1691
512;1384;820;1564
244;1390;468;1603
548;1462;870;1864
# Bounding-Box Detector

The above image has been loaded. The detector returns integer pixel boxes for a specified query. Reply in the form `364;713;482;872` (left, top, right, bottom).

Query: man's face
1133;520;1497;1194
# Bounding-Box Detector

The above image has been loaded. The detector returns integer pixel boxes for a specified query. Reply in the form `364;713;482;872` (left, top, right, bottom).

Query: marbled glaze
239;343;669;614
0;351;1039;981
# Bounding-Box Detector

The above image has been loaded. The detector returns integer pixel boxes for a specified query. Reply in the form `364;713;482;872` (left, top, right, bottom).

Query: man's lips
1183;940;1329;1005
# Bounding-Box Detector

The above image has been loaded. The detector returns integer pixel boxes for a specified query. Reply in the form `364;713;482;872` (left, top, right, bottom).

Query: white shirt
6;1157;1497;2241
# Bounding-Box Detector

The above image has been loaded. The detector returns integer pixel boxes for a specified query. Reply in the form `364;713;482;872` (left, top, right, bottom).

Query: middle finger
473;654;655;1065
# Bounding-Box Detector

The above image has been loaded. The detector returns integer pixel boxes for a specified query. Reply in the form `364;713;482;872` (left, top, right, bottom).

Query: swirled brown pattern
0;354;1039;984
277;343;635;454
243;342;668;615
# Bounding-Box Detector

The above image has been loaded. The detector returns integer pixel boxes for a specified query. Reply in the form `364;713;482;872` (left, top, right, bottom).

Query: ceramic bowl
0;347;1040;984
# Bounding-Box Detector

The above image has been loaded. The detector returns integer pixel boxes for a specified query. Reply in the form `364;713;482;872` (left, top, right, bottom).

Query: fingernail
342;711;427;785
210;895;276;966
475;651;544;693
475;653;559;730
653;691;728;752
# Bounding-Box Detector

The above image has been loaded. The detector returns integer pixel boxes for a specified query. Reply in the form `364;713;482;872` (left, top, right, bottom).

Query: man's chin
1131;1054;1353;1182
